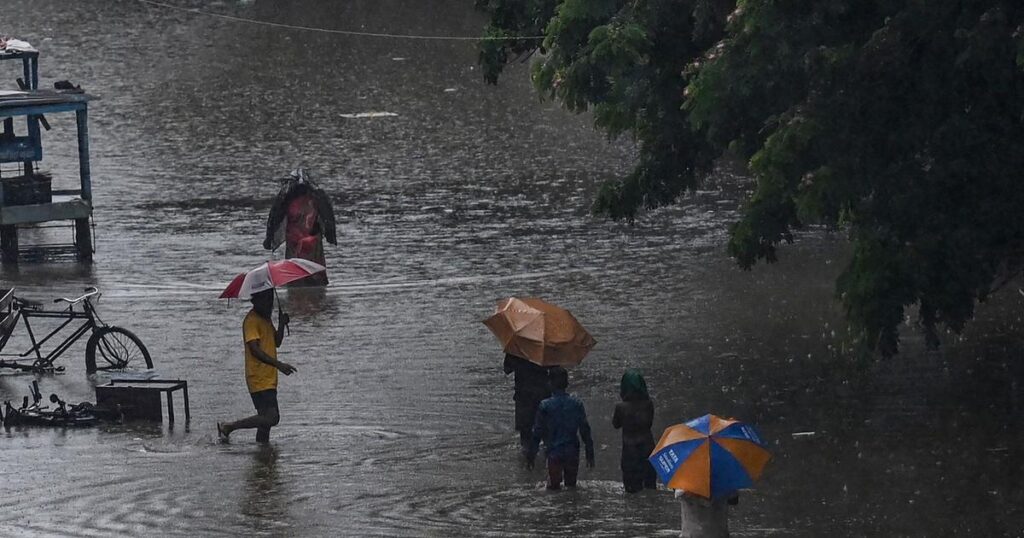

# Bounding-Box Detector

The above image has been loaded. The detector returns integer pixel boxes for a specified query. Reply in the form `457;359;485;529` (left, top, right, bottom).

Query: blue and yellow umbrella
649;414;771;499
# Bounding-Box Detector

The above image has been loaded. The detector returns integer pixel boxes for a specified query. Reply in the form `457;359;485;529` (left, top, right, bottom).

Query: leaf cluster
480;0;733;220
478;0;1024;357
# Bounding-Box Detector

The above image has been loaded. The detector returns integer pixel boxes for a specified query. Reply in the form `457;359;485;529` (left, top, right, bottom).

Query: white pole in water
676;490;730;538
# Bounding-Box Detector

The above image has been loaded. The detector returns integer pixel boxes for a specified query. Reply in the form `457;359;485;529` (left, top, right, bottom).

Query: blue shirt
528;389;595;461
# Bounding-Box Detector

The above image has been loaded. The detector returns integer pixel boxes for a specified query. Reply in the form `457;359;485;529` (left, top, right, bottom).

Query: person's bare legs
219;391;280;443
222;411;277;433
219;408;279;442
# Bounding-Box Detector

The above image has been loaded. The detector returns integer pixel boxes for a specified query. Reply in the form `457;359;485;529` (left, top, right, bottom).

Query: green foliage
701;1;1024;355
479;0;1024;357
476;0;560;84
480;0;732;220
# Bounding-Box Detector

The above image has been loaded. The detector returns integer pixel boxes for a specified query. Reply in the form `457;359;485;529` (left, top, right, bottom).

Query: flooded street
1;1;1022;536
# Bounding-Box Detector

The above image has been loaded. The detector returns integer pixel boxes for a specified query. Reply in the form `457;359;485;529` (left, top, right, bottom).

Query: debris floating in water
791;431;816;438
339;111;399;119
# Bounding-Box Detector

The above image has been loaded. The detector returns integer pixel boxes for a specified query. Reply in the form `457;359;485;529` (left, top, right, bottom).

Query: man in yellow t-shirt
217;289;297;443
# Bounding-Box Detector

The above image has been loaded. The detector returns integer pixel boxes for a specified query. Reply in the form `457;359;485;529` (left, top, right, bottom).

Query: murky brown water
1;1;1022;536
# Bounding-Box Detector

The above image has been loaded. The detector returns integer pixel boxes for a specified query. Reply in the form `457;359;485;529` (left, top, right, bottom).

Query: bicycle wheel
85;326;153;373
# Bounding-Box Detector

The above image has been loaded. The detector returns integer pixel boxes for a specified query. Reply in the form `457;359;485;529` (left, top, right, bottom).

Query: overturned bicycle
2;380;119;428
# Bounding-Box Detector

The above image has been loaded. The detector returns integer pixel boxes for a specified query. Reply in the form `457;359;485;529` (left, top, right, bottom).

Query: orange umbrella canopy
482;297;596;367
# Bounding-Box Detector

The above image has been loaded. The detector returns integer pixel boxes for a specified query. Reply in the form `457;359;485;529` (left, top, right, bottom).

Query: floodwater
1;1;1022;536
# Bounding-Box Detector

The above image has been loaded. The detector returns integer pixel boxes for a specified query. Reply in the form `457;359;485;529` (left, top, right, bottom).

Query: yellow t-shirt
243;310;278;393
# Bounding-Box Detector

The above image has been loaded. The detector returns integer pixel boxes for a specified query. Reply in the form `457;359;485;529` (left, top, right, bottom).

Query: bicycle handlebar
54;287;99;305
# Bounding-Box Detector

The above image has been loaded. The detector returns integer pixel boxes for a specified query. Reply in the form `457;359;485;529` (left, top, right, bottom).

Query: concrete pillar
0;225;17;263
74;218;92;261
75;109;91;201
676;490;730;538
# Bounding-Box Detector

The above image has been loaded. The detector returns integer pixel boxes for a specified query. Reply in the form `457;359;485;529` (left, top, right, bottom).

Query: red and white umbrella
219;259;326;299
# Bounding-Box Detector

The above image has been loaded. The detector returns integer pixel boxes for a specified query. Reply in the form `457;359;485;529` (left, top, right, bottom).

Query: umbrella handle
274;288;290;336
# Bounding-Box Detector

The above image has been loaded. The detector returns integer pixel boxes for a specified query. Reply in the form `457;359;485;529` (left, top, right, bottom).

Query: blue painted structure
0;50;94;262
0;49;39;90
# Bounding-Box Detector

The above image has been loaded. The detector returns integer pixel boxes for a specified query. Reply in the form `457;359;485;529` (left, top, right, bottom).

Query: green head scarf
620;368;649;401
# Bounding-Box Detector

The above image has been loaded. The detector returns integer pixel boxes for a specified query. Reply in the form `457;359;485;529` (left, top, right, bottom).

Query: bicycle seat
14;297;42;309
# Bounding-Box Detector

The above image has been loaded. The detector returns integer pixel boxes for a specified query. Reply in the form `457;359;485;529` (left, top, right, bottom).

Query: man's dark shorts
250;389;279;416
250;389;279;443
547;453;580;489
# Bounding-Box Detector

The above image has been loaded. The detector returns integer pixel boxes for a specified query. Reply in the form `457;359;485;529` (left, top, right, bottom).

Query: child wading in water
526;366;595;489
613;369;657;493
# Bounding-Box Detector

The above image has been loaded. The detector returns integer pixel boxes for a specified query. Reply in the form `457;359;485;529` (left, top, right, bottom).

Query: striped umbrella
218;259;326;299
649;414;770;499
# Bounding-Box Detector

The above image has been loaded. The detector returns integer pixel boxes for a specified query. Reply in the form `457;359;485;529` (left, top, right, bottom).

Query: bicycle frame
0;296;104;371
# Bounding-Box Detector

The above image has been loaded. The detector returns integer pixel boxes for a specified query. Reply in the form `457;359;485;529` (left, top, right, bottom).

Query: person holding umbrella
217;259;322;443
503;353;553;453
482;297;596;458
650;414;771;536
217;289;296;443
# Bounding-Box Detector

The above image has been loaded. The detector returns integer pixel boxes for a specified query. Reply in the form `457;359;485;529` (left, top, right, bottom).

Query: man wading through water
218;289;297;443
504;353;553;455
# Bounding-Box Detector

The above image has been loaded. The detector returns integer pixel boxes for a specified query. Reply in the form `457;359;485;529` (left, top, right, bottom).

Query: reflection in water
242;445;287;533
0;260;96;287
282;286;331;319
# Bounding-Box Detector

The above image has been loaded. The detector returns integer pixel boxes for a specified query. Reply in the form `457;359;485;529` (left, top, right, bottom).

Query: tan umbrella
482;297;596;367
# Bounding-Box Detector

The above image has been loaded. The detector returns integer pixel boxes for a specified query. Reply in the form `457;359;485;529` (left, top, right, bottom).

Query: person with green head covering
613;368;657;492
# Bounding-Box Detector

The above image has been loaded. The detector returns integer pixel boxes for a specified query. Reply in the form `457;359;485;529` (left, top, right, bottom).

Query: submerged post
75;108;91;201
0;226;16;263
75;108;92;260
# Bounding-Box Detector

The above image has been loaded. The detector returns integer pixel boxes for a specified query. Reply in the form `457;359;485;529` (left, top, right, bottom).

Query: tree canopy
478;0;1024;356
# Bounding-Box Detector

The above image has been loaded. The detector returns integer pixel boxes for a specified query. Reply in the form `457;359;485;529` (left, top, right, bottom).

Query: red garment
285;194;328;286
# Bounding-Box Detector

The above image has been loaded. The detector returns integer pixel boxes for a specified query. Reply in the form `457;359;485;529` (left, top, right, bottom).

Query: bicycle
2;380;102;428
0;286;153;374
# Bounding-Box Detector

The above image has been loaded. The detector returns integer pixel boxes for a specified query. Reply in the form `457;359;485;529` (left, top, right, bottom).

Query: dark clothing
504;355;552;436
504;354;552;402
613;398;655;444
528;389;595;463
515;399;543;443
250;389;280;443
547;453;579;489
613;398;657;492
620;441;657;492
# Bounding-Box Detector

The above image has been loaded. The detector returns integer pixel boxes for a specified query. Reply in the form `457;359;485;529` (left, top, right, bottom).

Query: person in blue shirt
526;366;595;489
